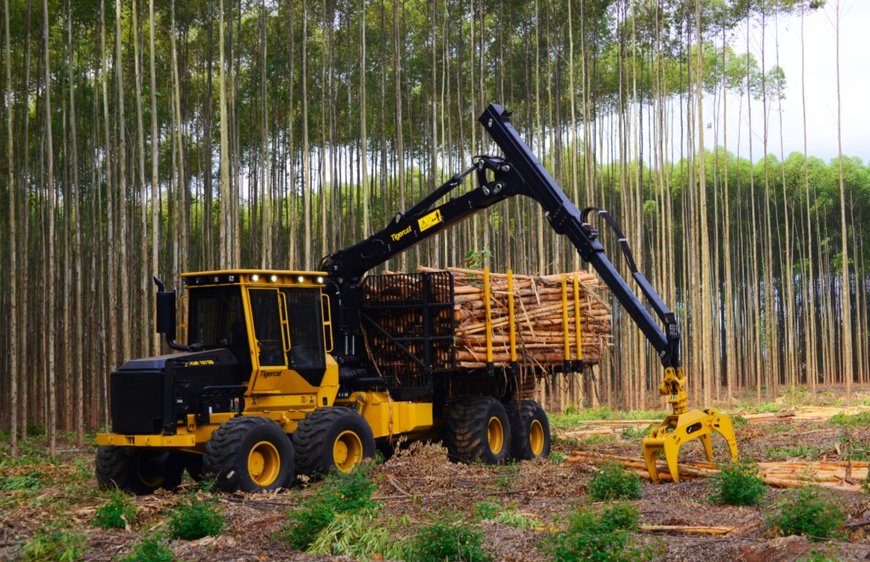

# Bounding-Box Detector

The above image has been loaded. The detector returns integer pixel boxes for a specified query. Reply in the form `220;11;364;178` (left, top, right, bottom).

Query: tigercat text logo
391;225;412;242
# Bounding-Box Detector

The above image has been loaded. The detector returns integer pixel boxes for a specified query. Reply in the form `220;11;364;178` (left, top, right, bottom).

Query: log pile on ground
566;451;869;493
418;266;611;369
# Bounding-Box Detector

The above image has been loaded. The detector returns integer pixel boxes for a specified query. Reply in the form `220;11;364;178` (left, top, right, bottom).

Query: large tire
508;400;551;460
444;397;512;465
293;407;376;477
203;416;295;493
95;446;184;495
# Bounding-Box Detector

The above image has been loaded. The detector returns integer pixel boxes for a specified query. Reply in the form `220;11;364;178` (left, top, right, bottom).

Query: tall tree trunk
42;0;56;454
5;0;18;455
149;0;160;353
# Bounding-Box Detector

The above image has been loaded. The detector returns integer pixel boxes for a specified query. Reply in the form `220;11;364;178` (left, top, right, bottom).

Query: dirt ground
2;395;869;561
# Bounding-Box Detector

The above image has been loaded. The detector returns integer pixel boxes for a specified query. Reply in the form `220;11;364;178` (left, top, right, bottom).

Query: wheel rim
529;419;545;456
248;441;281;487
487;416;504;454
136;452;167;488
333;430;363;473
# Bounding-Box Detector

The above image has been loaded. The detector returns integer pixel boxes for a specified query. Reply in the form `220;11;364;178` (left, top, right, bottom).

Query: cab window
249;289;286;367
282;288;326;382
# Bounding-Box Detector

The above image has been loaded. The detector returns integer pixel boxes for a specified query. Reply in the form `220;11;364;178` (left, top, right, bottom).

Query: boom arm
322;104;678;369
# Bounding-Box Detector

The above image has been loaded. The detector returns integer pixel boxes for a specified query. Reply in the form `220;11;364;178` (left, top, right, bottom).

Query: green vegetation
550;451;566;465
730;415;749;429
1;471;43;491
709;462;766;506
768;486;845;541
546;503;652;562
828;412;870;427
408;516;492;562
279;464;380;551
621;424;656;440
587;462;642;501
798;549;839;562
551;407;667;430
474;500;540;530
307;509;411;560
92;491;138;529
768;444;824;461
22;526;86;562
168;494;224;540
123;534;174;562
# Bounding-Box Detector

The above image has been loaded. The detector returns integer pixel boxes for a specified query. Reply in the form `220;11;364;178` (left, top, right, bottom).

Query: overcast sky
709;0;869;163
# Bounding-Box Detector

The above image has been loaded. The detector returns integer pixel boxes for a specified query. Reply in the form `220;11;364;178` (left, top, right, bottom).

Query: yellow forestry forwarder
95;105;737;493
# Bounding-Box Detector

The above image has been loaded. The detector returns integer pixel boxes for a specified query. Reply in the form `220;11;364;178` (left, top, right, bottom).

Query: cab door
247;288;290;390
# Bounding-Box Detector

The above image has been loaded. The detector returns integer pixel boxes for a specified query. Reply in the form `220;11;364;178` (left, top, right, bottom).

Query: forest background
0;0;868;453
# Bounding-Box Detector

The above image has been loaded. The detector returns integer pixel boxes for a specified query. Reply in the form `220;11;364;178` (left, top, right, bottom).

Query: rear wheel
95;446;184;495
508;400;551;460
444;397;512;465
293;407;376;476
203;416;295;492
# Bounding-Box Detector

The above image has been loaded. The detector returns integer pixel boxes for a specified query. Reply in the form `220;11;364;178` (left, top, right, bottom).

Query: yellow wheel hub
529;419;545;456
247;441;281;487
333;430;363;473
487;416;504;454
136;453;166;488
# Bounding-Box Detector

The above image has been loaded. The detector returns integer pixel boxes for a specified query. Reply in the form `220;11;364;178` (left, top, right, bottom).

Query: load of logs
417;266;612;369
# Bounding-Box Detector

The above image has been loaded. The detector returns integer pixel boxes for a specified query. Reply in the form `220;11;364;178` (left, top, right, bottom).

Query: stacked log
417;266;612;369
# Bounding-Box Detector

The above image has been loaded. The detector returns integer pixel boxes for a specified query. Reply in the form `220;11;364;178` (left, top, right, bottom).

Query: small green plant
168;494;224;540
753;402;781;414
2;471;43;491
550;407;666;430
798;549;839;562
492;509;540;530
123;534;174;562
408;516;492;562
546;503;651;562
862;474;870;495
550;451;565;465
92;491;138;529
838;432;870;461
828;411;870;427
494;465;517;492
474;500;499;521
587;462;642;501
621;425;654;440
22;526;86;562
307;509;411;559
709;461;766;506
730;414;749;428
769;486;845;541
279;464;380;550
462;249;494;270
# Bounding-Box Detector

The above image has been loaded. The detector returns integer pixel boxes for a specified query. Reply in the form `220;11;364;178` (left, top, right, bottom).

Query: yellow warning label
418;209;443;232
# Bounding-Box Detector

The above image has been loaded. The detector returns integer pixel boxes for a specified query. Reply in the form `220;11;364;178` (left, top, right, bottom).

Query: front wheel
508;400;551;460
203;416;295;493
95;446;184;495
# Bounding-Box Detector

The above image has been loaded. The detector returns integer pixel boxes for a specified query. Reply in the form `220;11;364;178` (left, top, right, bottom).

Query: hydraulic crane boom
322;104;737;481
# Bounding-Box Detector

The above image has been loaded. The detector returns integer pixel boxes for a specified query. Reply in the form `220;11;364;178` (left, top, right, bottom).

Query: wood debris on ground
566;451;869;492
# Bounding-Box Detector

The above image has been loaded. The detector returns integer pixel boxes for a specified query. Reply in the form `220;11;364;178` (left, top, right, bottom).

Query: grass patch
307;509;411;560
709;462;766;506
621;424;655;440
123;534;174;562
1;471;43;491
408;515;492;562
551;407;666;430
92;491;138;529
828;412;870;427
168;493;224;540
768;444;824;461
731;414;749;429
579;434;619;447
545;503;652;562
550;451;565;465
492;509;540;530
22;526;86;562
768;486;844;541
588;462;642;501
278;463;380;551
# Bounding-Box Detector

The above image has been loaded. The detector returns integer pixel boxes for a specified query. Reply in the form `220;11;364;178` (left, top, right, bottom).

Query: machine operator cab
180;270;334;394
